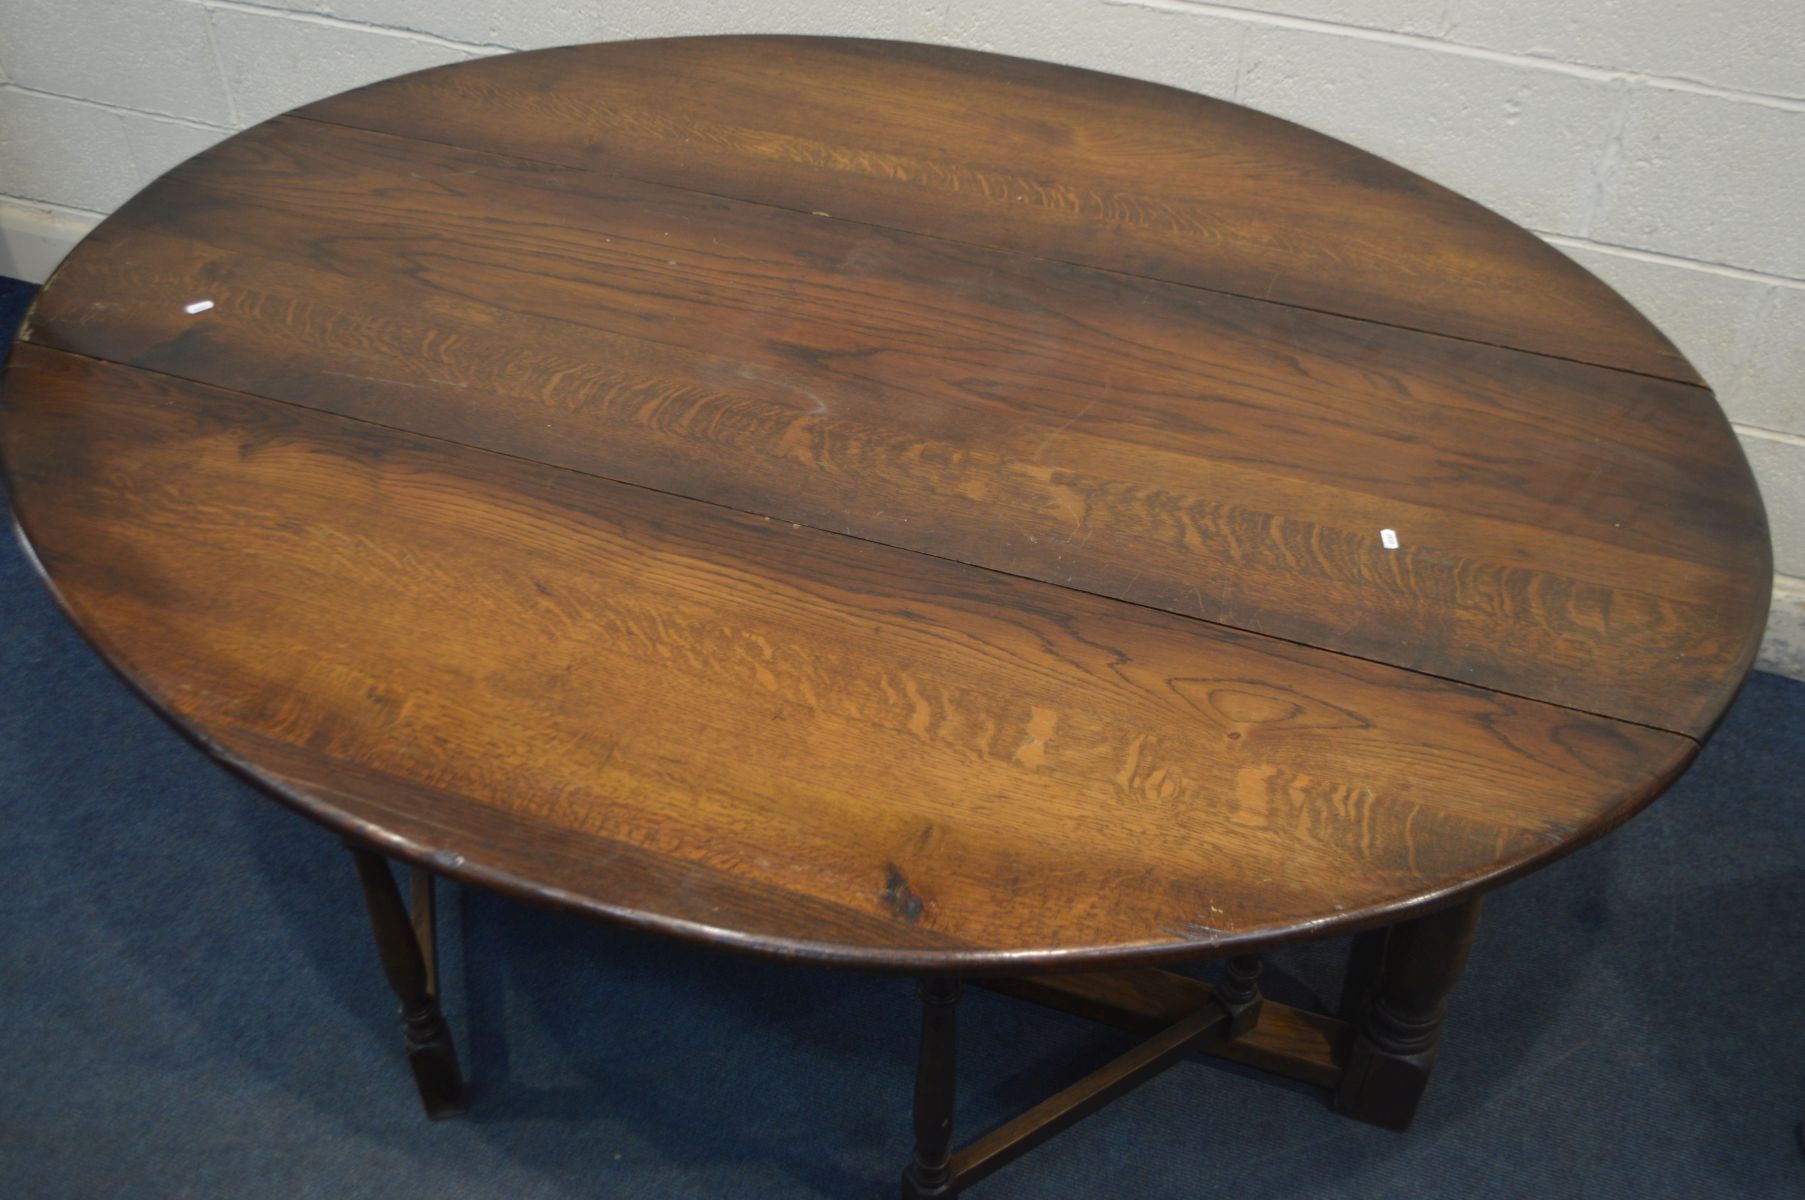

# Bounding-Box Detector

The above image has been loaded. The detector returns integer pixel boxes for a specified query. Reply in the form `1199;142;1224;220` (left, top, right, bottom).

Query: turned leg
347;843;467;1119
1215;953;1264;1039
1333;897;1481;1130
901;978;964;1200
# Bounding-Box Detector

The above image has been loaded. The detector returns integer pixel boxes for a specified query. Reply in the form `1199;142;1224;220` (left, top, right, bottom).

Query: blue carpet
2;274;1802;1198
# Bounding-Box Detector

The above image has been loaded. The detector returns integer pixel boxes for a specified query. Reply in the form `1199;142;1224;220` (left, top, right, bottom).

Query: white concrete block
1591;87;1805;279
1191;0;1444;36
118;113;231;190
1736;286;1805;437
0;196;100;283
894;1;951;42
1741;431;1805;577
1553;240;1772;407
594;0;899;42
209;7;479;126
243;1;607;50
1448;0;1805;100
944;0;1243;97
0;0;233;125
1237;24;1621;235
0;89;140;212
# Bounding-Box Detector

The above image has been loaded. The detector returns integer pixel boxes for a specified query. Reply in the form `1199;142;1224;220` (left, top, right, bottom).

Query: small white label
183;299;215;314
1380;528;1400;550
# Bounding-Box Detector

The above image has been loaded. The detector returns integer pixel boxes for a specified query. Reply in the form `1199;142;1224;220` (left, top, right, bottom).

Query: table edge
10;496;1702;975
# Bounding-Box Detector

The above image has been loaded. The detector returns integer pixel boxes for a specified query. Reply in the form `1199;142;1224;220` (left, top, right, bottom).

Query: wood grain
24;115;1769;735
292;36;1700;382
0;346;1698;969
0;40;1772;973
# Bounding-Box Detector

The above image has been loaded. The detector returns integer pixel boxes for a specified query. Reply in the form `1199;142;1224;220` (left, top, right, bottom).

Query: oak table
0;36;1771;1197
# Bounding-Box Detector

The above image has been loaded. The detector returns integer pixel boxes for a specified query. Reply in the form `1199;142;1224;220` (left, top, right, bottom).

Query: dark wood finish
346;843;466;1119
1339;927;1391;1021
944;1003;1228;1194
2;346;1703;969
1215;953;1265;1039
409;866;440;1000
1334;897;1483;1129
903;978;964;1200
292;37;1700;383
979;969;1348;1089
27;115;1769;734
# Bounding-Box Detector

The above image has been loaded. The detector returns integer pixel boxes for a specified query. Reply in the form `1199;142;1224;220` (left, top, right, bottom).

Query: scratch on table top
1032;394;1101;462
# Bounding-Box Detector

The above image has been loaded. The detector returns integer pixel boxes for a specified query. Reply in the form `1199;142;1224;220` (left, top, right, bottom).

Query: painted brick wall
2;0;1802;674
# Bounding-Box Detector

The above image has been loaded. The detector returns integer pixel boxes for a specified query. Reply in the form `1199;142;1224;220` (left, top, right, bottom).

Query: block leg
1333;898;1481;1130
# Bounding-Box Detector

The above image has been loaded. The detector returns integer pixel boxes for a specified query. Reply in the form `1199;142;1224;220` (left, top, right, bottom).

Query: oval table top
0;36;1771;972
